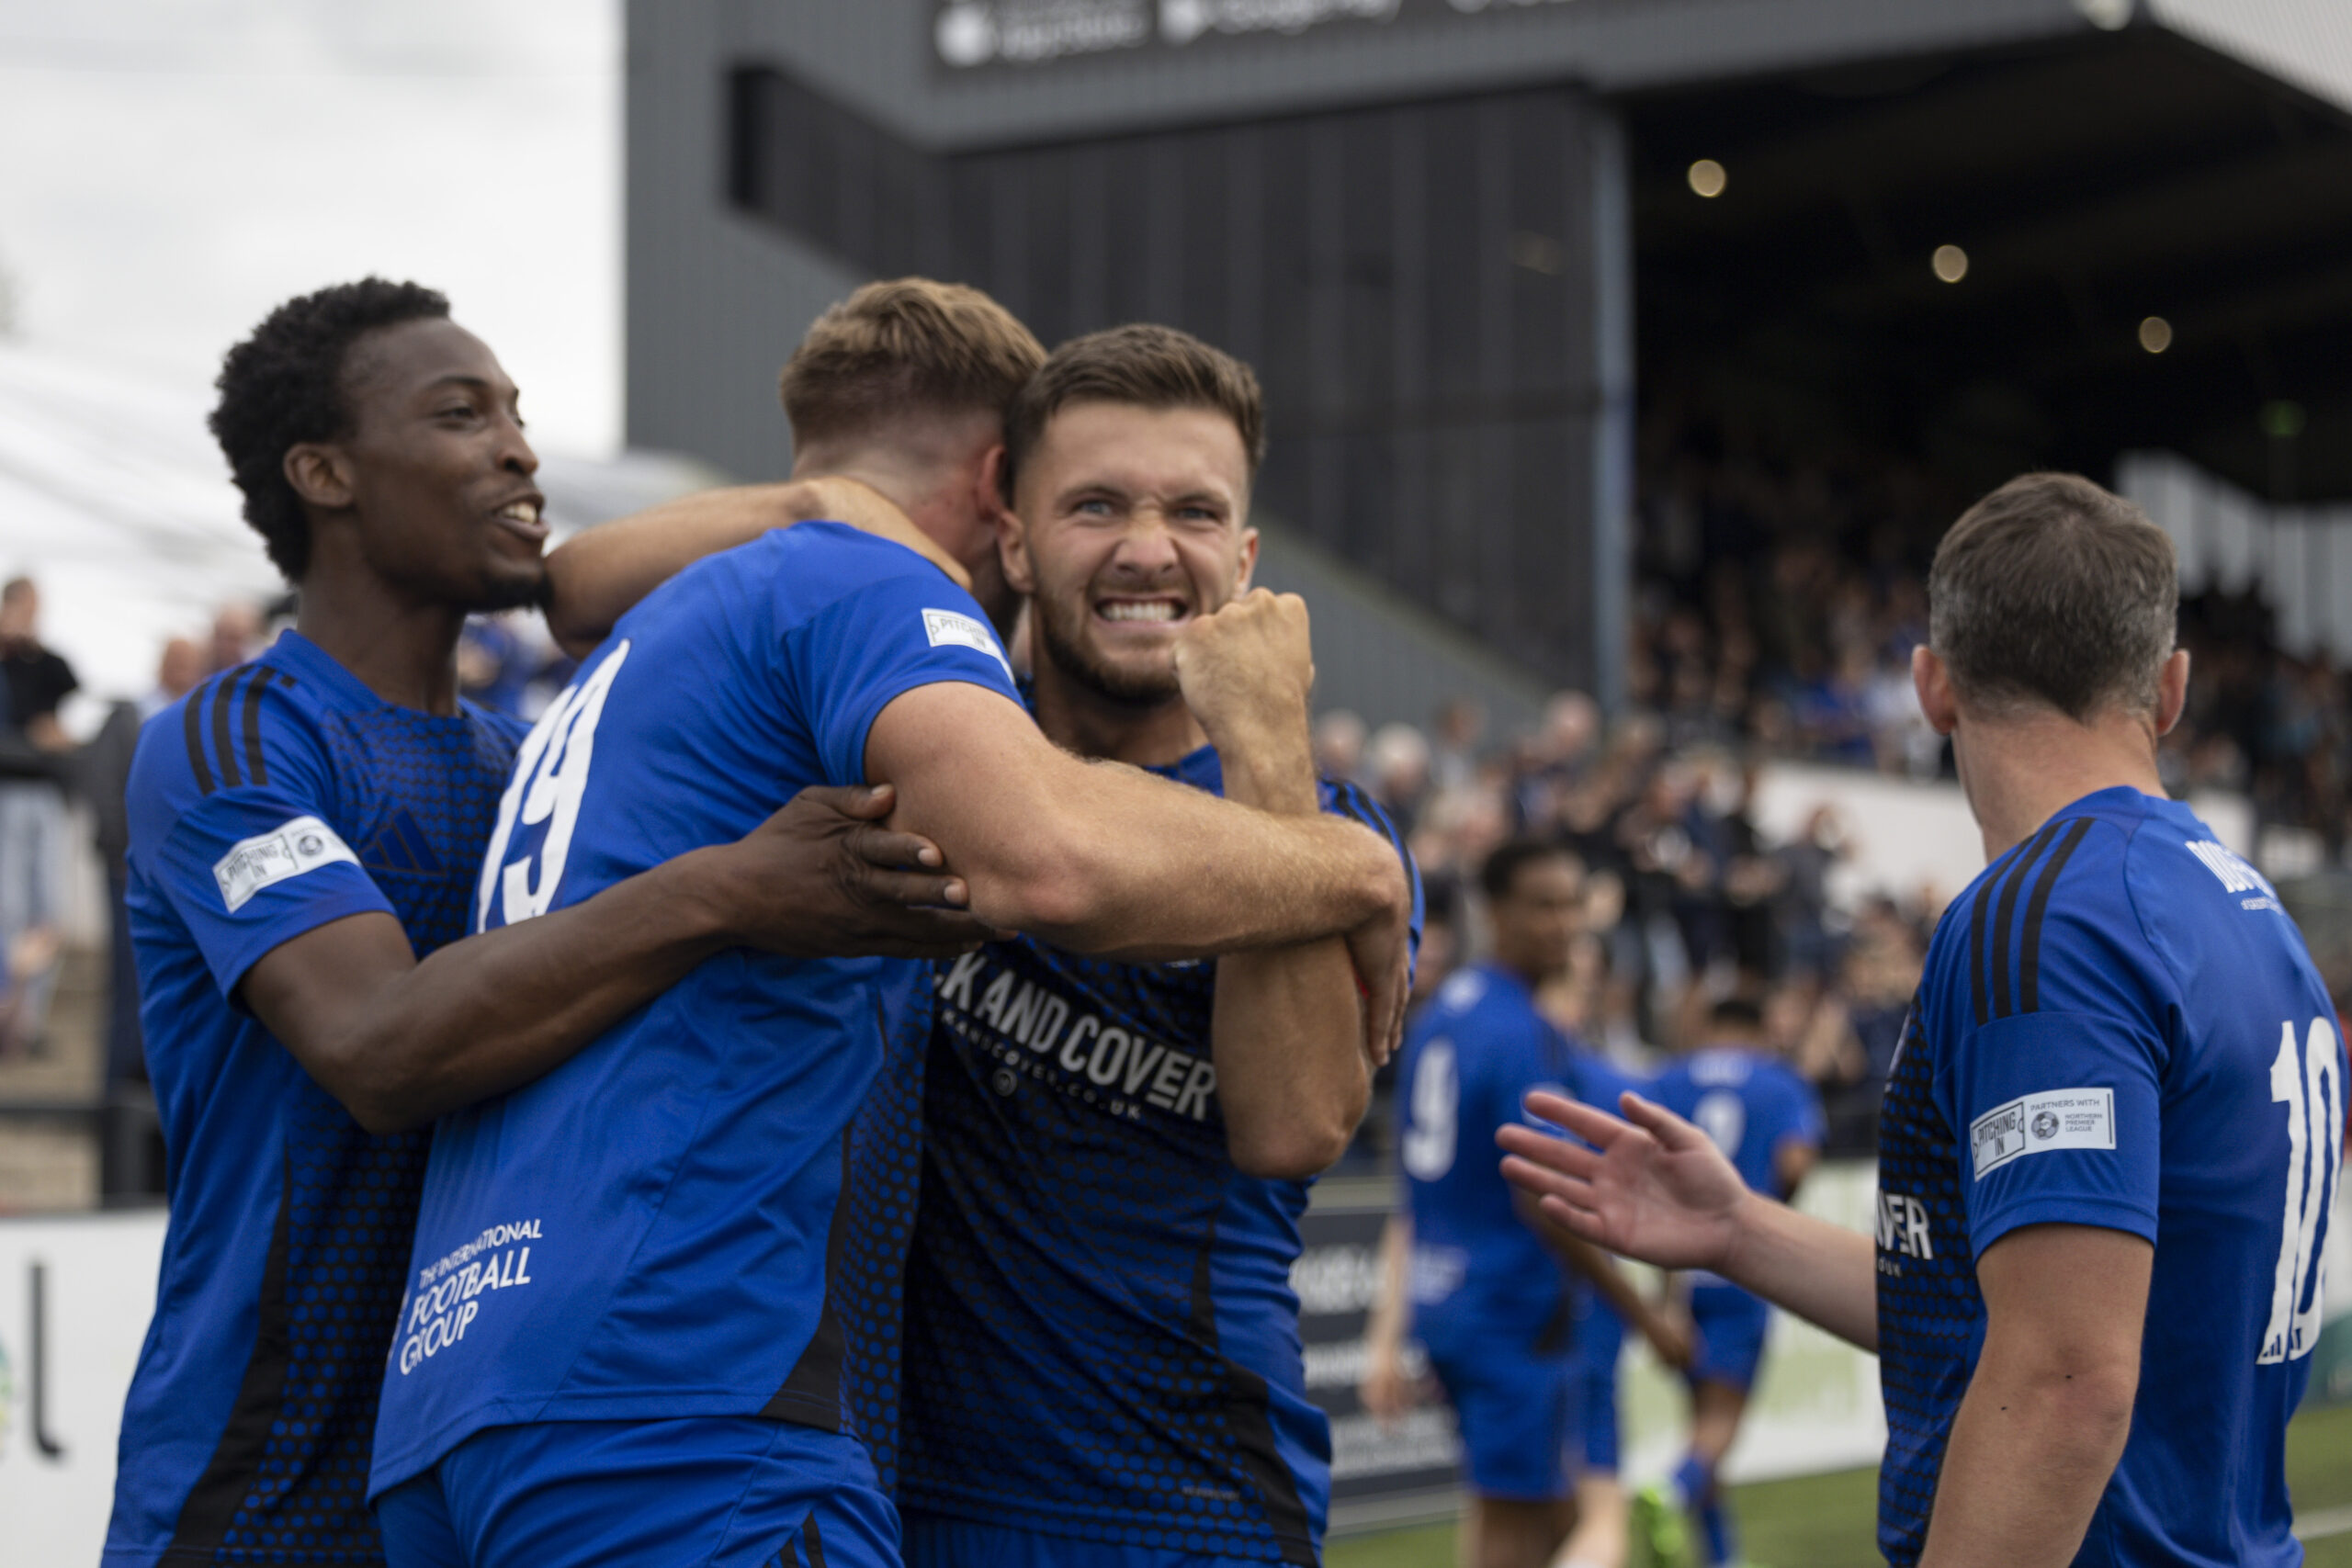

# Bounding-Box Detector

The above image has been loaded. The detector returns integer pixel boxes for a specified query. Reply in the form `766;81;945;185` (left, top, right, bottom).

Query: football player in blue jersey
1502;472;2346;1567
1638;996;1825;1568
107;279;1012;1568
370;287;1416;1568
888;323;1422;1568
1363;840;1692;1568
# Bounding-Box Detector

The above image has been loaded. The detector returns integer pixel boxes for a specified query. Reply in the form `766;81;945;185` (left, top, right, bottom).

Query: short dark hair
780;278;1045;448
1479;838;1578;905
1709;996;1767;1032
1;577;30;602
1002;323;1267;502
210;278;452;581
1928;472;2177;721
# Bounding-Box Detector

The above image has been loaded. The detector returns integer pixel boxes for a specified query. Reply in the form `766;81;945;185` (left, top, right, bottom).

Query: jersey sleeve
1931;873;2166;1256
1320;777;1426;977
128;672;397;1000
784;562;1024;786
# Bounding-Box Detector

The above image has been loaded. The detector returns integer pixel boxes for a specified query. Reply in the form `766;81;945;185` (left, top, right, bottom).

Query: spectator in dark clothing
82;638;204;1089
0;576;75;1054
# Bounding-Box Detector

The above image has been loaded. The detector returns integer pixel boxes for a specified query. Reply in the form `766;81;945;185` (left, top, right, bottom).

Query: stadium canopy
1624;6;2352;507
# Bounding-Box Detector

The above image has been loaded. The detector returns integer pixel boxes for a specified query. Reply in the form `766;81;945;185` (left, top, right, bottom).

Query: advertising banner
5;1156;2346;1555
930;0;1595;73
0;1210;166;1564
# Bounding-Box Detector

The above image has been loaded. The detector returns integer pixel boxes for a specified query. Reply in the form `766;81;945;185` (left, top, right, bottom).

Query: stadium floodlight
1687;159;1727;197
1932;244;1969;283
2140;316;2173;354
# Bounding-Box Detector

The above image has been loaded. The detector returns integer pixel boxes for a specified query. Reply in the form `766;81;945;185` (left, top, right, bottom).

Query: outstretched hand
721;783;1006;959
1498;1090;1752;1275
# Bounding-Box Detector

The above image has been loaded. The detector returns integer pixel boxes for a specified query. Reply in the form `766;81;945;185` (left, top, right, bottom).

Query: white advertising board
0;1210;166;1566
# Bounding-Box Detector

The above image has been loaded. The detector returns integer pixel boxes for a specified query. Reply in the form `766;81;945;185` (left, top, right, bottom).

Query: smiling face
1002;400;1258;705
304;317;547;610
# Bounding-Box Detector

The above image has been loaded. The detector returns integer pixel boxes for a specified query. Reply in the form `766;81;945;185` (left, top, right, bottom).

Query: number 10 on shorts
2263;1016;2343;1366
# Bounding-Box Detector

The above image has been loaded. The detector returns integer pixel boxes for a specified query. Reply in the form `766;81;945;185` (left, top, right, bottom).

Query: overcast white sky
0;0;623;454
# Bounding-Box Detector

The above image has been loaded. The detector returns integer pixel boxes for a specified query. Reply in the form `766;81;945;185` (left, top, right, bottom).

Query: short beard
469;561;551;615
1033;587;1180;707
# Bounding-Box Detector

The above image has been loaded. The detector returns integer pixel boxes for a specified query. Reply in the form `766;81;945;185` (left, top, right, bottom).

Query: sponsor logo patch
212;816;360;912
923;608;1014;680
1970;1087;2115;1179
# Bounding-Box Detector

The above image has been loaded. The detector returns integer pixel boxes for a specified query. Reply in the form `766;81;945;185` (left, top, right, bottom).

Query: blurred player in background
107;279;999;1568
1365;840;1690;1568
1636;995;1824;1568
371;284;1414;1568
1504;473;2345;1567
889;324;1419;1568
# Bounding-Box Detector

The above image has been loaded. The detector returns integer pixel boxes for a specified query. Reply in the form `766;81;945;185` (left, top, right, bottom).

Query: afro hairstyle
209;277;451;581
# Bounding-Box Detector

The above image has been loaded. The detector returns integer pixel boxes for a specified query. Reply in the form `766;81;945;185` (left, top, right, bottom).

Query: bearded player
888;324;1421;1568
1502;474;2344;1566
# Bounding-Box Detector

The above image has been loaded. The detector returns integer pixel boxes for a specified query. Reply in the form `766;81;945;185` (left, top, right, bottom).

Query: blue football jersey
893;749;1416;1563
107;631;524;1566
1648;1048;1822;1202
367;525;1023;1499
1649;1046;1822;1309
1395;964;1627;1352
1878;786;2343;1567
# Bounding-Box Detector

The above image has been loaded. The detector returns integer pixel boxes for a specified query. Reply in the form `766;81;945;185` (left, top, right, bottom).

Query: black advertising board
1291;1178;1461;1532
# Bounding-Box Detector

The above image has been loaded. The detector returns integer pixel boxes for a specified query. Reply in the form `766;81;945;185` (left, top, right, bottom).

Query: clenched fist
1170;588;1315;751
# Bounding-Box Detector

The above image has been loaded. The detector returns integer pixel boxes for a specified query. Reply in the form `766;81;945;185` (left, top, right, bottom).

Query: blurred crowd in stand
1319;692;1928;1163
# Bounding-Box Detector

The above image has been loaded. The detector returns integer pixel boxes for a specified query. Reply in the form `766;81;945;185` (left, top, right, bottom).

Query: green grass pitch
1330;1402;2352;1568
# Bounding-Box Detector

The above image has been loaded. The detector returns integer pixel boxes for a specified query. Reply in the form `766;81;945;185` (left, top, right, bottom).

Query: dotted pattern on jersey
899;938;1314;1562
834;970;933;1492
1871;993;1976;1568
189;694;515;1565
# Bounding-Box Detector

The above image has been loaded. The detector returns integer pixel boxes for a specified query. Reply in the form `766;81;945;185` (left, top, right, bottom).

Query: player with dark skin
236;311;996;1134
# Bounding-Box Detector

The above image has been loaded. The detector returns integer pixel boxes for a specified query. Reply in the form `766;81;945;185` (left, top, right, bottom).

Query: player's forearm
1918;1352;2134;1567
1213;944;1368;1179
989;768;1401;961
1365;1213;1412;1350
1208;705;1367;1178
333;850;740;1131
542;484;808;656
1715;1190;1881;1352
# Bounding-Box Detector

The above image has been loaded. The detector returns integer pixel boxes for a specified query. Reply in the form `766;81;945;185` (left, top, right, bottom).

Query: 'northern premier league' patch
923;608;1014;680
1969;1087;2116;1179
213;815;361;913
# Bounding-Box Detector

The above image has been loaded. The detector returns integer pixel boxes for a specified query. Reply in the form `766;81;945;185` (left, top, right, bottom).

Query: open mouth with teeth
491;497;548;544
1094;597;1189;627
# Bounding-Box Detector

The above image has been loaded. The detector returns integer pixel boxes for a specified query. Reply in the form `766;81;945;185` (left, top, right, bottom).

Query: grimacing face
1002;400;1259;705
311;317;548;610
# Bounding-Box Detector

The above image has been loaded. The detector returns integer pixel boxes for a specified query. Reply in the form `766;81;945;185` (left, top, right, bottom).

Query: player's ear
2153;648;2190;737
985;448;1040;597
1912;644;1957;736
1233;525;1261;593
284;442;356;513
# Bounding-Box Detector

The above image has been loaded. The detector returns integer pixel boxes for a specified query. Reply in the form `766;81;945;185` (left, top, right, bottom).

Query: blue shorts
1576;1297;1625;1474
375;1416;898;1568
901;1512;1294;1568
1690;1287;1771;1392
1425;1339;1582;1503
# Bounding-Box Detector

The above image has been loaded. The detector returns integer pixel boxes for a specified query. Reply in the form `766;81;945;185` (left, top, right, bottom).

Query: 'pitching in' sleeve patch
923;608;1015;681
214;816;361;913
1969;1088;2117;1179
